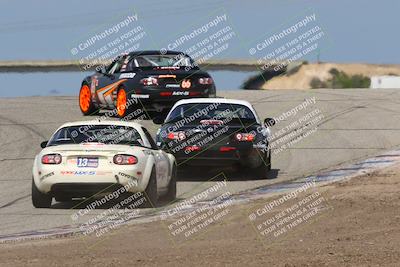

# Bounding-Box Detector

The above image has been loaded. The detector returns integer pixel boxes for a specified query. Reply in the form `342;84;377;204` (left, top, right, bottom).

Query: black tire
79;83;98;116
266;149;272;171
143;167;158;208
164;163;177;202
32;179;52;208
253;151;272;179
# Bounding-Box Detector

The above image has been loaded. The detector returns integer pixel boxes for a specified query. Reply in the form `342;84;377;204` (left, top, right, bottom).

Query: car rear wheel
253;152;272;179
116;87;128;118
79;84;97;116
32;179;52;208
164;163;177;202
143;167;158;207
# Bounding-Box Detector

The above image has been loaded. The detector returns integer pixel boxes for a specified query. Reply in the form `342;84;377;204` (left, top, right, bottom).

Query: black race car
154;98;276;178
78;50;216;118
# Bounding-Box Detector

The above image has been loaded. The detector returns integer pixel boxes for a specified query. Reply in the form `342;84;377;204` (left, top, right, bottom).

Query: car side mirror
40;141;48;148
264;118;276;127
152;116;164;125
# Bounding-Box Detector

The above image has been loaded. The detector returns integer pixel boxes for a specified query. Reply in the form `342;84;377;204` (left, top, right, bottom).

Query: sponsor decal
172;91;189;96
119;73;136;79
166;84;181;88
118;172;136;181
157;66;179;70
131;94;150;98
158;74;176;78
61;171;97;176
40;172;54;181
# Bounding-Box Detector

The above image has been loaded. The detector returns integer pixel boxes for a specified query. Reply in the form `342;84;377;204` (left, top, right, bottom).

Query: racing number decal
77;158;88;167
181;79;191;89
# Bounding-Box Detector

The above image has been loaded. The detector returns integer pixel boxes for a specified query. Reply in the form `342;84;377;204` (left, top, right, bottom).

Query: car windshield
165;103;257;124
129;54;193;68
47;125;145;146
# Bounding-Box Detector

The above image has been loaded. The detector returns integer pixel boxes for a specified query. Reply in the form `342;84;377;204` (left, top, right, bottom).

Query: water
0;71;257;97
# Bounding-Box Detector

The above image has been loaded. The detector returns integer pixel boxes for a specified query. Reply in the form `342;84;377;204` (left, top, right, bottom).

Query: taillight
160;92;172;96
113;154;138;165
199;77;213;85
167;131;186;140
42;154;62;164
235;133;255;142
140;77;158;86
185;146;201;153
220;146;236;152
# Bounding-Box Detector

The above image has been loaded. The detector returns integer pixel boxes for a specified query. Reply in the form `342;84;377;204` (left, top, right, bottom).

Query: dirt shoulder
262;63;400;89
1;164;400;267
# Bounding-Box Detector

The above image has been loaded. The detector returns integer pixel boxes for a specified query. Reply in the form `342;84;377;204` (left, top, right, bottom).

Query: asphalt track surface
0;89;399;236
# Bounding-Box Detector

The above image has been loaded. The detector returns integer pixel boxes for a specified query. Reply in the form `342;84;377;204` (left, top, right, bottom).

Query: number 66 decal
181;79;191;89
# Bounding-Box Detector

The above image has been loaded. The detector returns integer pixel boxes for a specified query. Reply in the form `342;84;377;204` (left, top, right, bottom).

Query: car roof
167;98;261;123
171;98;254;108
127;50;188;57
58;120;143;129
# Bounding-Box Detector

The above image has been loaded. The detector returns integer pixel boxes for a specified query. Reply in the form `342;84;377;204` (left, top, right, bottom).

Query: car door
95;56;126;108
142;127;170;189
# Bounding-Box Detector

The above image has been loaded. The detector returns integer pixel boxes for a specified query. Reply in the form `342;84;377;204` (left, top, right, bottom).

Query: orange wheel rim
117;89;127;117
79;85;91;112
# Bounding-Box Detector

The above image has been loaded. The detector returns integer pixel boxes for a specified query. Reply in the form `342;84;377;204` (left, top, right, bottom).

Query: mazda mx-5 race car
32;120;176;208
154;98;275;178
79;50;216;118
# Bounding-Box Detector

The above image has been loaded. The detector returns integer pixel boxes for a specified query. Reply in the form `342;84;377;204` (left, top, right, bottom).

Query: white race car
32;120;176;208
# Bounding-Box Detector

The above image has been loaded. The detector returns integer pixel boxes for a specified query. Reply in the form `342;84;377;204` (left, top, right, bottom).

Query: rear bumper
174;146;266;167
35;170;144;195
129;88;213;111
50;183;124;198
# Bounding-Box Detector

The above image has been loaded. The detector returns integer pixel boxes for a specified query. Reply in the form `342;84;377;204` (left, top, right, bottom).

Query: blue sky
0;0;399;64
0;0;399;97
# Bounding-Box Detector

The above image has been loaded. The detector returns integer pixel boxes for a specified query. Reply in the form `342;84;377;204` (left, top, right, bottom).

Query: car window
107;56;125;74
142;127;158;150
165;103;257;124
47;125;144;146
127;54;193;69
